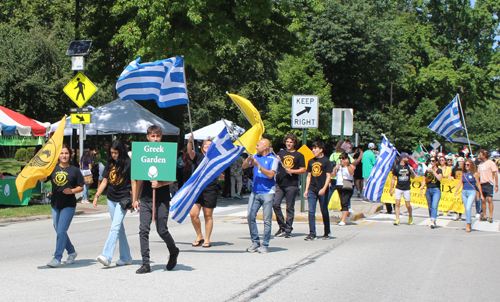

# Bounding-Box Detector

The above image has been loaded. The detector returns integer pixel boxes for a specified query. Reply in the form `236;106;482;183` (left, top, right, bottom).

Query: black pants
139;200;176;265
273;185;298;233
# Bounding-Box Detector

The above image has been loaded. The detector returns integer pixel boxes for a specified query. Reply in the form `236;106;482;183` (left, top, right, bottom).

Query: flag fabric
364;137;398;202
170;127;244;223
233;123;262;155
427;95;464;142
340;141;352;152
227;93;265;132
297;145;315;169
15;116;66;200
116;56;189;108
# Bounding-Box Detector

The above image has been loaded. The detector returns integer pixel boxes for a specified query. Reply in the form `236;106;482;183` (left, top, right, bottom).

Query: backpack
177;156;185;169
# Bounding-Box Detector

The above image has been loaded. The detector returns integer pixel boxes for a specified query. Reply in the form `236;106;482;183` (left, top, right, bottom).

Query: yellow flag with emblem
297;145;315;169
227;93;265;132
234;123;263;155
16;116;66;201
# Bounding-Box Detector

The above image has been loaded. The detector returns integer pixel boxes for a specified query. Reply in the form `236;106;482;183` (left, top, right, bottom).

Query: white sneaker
346;209;354;223
66;252;78;264
97;255;110;267
475;214;481;219
338;221;346;226
47;258;61;268
116;259;132;266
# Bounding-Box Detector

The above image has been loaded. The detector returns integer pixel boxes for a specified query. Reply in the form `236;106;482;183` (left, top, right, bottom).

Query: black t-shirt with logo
307;157;333;192
452;166;463;180
425;168;443;189
140;180;171;203
277;150;305;187
392;165;412;190
103;158;132;202
47;165;84;209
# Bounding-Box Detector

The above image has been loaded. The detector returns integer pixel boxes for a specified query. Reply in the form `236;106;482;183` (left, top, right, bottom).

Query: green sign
131;142;177;181
0;178;32;206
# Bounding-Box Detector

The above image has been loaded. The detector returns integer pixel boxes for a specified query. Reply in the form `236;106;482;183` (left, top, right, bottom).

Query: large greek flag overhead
427;95;464;142
364;137;398;202
170;127;244;223
115;56;189;108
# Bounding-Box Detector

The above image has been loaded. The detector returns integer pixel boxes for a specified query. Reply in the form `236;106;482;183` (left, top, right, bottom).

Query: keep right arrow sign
291;95;319;129
296;106;311;117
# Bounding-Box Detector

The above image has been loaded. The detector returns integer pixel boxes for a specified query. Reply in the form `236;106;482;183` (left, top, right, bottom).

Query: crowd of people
42;130;499;271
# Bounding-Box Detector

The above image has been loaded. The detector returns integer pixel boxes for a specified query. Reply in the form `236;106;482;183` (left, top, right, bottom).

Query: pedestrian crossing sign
63;72;98;107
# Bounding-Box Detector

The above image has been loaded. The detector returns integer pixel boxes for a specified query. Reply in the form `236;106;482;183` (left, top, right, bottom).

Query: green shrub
14;148;27;161
26;147;36;161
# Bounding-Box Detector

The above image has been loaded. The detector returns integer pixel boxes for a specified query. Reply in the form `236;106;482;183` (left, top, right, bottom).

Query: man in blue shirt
242;139;279;254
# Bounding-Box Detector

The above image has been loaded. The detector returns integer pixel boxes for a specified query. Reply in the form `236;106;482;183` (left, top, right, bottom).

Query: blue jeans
247;192;274;247
101;199;131;262
307;190;330;236
475;198;483;215
425;187;441;221
52;207;76;261
462;190;476;224
82;184;89;200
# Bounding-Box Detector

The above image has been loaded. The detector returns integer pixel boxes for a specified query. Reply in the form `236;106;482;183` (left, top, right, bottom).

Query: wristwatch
258;165;261;172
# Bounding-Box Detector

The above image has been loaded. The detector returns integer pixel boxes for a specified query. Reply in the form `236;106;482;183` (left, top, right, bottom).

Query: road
1;194;500;301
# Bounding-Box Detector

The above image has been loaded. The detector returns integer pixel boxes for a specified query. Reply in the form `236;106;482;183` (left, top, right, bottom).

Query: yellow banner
380;173;465;213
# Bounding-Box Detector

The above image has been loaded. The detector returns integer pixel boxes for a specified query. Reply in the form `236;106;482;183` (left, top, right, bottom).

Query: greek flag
427;95;464;142
115;56;189;108
364;137;397;202
170;127;244;223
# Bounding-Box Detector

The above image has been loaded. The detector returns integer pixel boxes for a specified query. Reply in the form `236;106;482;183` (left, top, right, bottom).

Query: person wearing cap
389;154;416;225
361;143;376;201
449;157;465;220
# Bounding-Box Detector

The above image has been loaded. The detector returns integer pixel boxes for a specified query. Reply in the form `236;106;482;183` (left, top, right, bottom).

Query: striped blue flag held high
427;95;464;142
364;137;398;202
116;56;189;108
170;127;244;223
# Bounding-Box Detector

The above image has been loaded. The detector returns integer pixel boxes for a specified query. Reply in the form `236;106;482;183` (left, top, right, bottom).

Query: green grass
0;204;52;218
0;158;26;176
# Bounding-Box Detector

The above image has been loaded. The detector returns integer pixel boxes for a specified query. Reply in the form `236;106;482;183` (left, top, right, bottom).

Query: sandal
202;242;211;248
191;239;204;247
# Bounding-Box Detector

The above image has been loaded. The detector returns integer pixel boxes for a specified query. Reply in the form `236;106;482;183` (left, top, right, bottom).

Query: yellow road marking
367;222;377;227
355;221;368;227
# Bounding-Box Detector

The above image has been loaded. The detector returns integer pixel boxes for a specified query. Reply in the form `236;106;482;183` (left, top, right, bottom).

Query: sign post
131;142;177;221
291;95;319;212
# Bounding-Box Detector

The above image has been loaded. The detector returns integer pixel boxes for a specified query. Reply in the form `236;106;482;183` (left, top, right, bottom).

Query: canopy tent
452;137;480;146
184;120;245;141
51;99;179;136
0;105;50;136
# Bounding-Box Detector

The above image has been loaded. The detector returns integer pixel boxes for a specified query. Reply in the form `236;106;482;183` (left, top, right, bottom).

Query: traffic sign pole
300;128;307;212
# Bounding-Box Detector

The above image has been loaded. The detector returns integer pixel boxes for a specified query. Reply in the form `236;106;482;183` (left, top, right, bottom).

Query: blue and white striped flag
364;137;398;202
427;95;464;142
170;127;244;223
115;56;189;108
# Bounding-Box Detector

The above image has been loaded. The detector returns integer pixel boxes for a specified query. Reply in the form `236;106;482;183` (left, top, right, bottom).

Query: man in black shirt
273;134;306;238
389;154;416;226
133;125;179;274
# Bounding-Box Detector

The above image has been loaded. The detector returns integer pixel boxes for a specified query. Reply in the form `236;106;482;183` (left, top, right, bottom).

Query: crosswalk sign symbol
63;72;98;107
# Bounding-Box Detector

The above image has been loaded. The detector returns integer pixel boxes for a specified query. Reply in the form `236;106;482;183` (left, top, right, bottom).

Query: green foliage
26;147;36;161
14;148;26;162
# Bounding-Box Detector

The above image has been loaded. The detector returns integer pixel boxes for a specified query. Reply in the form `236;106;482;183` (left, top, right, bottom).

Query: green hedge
14;147;37;162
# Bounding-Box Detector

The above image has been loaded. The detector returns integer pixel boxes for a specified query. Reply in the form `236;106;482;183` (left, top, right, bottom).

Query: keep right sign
291;95;319;129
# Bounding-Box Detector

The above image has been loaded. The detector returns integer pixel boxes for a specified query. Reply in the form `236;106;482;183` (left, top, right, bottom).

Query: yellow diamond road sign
63;72;98;108
70;113;91;124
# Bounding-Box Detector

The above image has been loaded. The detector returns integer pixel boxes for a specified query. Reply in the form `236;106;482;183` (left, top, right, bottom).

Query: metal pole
79;124;84;164
340;110;345;141
355;133;359;147
300;129;307;212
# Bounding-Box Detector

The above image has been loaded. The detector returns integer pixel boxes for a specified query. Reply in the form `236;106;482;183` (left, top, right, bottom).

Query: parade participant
389;155;416;225
44;144;84;268
477;149;498;222
329;141;359;201
230;154;245;199
93;140;134;267
333;152;355;225
438;156;451;178
455;159;483;232
449;157;465;220
133;125;179;274
96;141;110;188
242;139;279;253
188;136;217;248
80;149;92;203
362;143;376;187
273;134;306;238
303;141;332;240
419;156;443;229
353;147;363;198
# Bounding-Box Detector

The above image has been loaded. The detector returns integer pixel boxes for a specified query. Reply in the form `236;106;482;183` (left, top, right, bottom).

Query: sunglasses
430;160;436;162
447;159;452;161
340;157;347;160
466;164;470;166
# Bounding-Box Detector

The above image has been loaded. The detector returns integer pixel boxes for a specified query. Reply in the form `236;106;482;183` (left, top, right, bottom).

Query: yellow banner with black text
380;173;465;213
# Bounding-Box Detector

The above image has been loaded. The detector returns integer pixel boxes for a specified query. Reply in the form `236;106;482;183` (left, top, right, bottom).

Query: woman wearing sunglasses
332;152;355;225
419;157;443;229
454;159;483;232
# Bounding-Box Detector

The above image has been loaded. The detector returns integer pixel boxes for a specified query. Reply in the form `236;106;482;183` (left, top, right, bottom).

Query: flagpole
181;56;194;137
221;119;251;154
419;141;429;153
456;94;473;155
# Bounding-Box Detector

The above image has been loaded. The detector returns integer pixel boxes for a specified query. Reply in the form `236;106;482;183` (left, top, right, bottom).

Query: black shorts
336;186;353;211
195;190;218;208
481;183;494;198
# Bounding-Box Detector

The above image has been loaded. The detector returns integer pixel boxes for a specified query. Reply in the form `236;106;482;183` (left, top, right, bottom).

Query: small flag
340;141;352;152
116;56;189;108
16;116;66;201
428;95;464;142
297;145;315;169
364;137;398;202
170;127;244;223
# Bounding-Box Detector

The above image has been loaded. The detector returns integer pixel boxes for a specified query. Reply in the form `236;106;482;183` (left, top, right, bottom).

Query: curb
256;211;366;223
0;210;85;224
